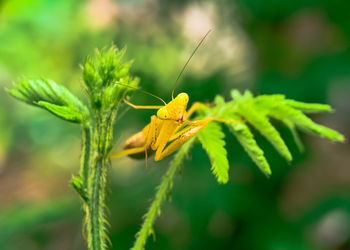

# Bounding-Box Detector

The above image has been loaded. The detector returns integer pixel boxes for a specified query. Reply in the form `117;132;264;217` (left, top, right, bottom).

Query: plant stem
89;155;106;250
71;125;92;202
131;139;194;250
81;126;92;189
87;117;113;250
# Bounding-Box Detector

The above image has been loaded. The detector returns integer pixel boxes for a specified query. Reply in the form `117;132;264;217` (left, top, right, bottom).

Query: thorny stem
81;126;92;190
87;114;114;250
9;45;140;250
131;139;195;250
72;125;92;202
89;156;106;250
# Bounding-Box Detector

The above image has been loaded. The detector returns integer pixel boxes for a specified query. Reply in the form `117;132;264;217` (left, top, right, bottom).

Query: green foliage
133;90;344;249
230;122;272;176
8;43;345;250
195;89;344;178
8;79;90;124
8;45;139;250
2;0;350;249
132;139;194;250
82;46;139;250
197;122;229;184
71;175;88;202
83;46;139;112
283;100;332;113
233;90;293;162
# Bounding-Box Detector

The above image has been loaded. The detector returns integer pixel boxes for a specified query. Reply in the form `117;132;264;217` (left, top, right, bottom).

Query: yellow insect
110;31;239;163
110;94;238;163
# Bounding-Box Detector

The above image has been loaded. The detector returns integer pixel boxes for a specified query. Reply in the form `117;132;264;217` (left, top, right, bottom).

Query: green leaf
268;103;344;142
229;123;271;176
8;79;90;124
282;120;304;152
197;122;229;184
71;175;88;202
37;101;85;124
194;90;345;177
284;100;332;113
232;90;292;162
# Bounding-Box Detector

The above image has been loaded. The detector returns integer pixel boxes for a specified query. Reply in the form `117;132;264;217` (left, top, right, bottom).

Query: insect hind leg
109;147;146;159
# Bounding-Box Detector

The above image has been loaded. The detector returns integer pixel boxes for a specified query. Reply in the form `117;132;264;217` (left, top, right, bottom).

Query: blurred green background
0;0;349;249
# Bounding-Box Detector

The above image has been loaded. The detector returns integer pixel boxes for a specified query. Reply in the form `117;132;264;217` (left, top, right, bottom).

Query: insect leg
110;116;159;160
154;120;210;161
109;147;146;158
171;102;207;135
143;116;160;168
156;117;244;161
153;120;180;161
193;117;244;125
185;102;208;119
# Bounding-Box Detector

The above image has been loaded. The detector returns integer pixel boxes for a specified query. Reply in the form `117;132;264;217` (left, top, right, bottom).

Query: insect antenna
171;29;212;100
116;82;167;105
137;88;167;105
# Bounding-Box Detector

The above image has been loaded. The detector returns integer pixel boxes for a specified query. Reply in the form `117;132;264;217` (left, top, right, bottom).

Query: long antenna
138;88;167;105
171;29;212;99
117;82;167;105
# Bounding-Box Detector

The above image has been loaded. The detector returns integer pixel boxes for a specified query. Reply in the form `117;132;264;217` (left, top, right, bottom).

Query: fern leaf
282;119;305;152
194;90;343;177
229;123;271;176
252;94;344;143
284;100;332;113
231;90;292;162
197;122;229;184
267;102;344;142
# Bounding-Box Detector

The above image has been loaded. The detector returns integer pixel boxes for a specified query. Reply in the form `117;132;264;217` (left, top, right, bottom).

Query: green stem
71;125;92;202
131;139;194;250
89;156;106;250
81;126;92;188
87;116;113;250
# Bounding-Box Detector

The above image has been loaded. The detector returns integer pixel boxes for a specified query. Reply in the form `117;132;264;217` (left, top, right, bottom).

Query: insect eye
157;108;169;120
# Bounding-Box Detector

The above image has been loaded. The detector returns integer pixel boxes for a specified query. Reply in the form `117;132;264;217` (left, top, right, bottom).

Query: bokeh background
1;0;350;249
